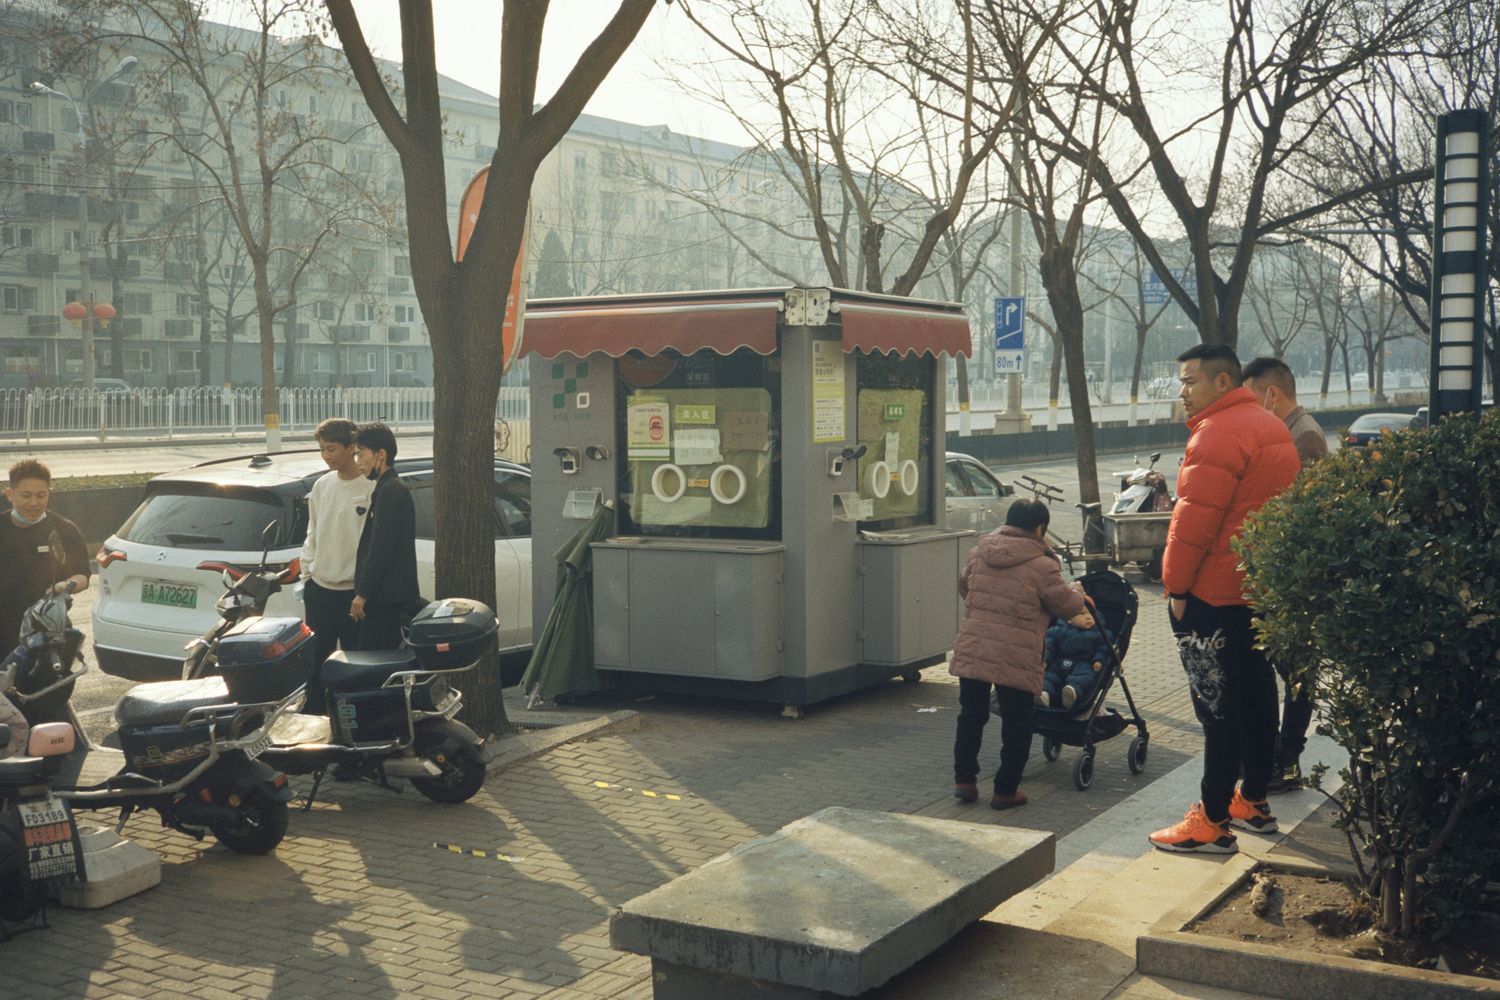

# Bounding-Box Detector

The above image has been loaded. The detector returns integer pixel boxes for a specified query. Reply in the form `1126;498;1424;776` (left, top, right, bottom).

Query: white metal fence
0;385;532;447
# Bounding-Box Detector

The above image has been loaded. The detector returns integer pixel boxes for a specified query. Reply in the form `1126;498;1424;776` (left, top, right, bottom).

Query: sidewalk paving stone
3;572;1240;999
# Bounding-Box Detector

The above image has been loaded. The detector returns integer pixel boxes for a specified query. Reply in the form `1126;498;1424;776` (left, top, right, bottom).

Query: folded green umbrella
520;499;616;708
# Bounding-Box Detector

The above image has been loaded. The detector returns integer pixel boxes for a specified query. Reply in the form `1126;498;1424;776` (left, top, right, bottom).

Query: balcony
26;253;58;276
22;131;54;152
331;324;371;343
28;315;59;337
163;262;193;282
113;317;142;337
387;325;410;343
387;276;409;294
164;318;193;339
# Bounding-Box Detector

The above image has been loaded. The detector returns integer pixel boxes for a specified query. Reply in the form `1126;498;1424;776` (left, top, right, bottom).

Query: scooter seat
114;677;232;729
0;756;46;785
320;649;420;691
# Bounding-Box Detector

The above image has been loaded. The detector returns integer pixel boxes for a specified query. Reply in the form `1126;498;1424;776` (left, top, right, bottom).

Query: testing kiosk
524;287;974;715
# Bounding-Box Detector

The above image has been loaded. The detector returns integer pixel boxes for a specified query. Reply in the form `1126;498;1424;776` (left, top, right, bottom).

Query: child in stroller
1039;616;1117;710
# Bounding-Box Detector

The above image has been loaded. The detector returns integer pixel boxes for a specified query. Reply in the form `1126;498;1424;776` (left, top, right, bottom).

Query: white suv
92;452;533;680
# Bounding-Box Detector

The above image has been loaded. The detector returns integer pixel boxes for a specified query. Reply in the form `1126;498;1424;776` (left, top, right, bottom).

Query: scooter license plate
18;795;81;881
244;733;273;759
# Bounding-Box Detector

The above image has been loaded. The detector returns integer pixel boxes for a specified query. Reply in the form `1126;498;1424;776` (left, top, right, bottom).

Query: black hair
8;458;50;488
1176;343;1242;385
355;421;398;464
1240;356;1296;397
315;417;358;446
1005;497;1051;533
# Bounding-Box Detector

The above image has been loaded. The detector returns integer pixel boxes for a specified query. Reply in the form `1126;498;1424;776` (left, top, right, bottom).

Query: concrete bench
610;806;1054;999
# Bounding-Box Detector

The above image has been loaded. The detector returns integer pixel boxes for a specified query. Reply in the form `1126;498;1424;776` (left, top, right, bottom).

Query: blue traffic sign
994;296;1024;375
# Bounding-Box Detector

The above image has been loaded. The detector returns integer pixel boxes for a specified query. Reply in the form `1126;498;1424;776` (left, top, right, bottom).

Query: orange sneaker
1228;789;1279;834
1148;802;1237;854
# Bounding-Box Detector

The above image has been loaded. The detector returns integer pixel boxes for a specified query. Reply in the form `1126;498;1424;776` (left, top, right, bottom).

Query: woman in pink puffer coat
950;498;1092;810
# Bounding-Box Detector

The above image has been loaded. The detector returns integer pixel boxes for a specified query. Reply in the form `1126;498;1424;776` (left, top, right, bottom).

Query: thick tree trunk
110;257;126;379
1038;250;1100;509
253;259;281;448
431;299;506;735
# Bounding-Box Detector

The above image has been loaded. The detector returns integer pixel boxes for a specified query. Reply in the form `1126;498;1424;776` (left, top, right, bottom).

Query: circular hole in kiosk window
709;464;747;505
898;459;919;497
867;460;892;499
650;463;687;503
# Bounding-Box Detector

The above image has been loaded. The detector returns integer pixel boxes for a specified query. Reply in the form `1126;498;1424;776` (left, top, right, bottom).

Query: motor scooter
0;719;80;934
1109;452;1174;514
184;523;499;809
1;577;299;856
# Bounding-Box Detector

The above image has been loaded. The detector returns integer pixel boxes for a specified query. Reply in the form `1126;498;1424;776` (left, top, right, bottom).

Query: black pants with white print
1170;594;1279;823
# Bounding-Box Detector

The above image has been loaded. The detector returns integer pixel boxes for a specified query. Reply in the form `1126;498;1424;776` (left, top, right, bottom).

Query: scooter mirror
1149;452;1162;464
258;519;280;569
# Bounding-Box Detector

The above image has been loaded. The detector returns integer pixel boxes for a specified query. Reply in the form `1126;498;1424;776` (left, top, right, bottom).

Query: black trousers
1274;659;1315;760
954;678;1035;796
1170;594;1278;822
303;580;358;667
356;602;406;651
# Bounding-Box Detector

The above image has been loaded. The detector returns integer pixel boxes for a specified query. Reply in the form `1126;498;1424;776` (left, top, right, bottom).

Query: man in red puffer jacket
1149;344;1299;855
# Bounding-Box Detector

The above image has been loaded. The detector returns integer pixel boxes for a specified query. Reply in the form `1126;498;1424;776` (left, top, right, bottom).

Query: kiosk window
616;348;780;539
856;351;933;529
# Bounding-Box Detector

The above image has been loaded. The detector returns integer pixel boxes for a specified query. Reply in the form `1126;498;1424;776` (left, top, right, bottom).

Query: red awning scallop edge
834;300;972;358
521;298;782;359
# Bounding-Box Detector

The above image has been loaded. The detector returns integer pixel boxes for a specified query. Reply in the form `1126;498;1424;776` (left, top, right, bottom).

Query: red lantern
92;302;117;328
62;301;87;325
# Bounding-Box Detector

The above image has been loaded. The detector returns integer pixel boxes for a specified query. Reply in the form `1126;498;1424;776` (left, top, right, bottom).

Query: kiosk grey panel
857;530;966;666
593;541;784;681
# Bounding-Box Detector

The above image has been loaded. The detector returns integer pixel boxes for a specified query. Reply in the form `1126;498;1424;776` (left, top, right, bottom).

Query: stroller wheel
1042;737;1062;762
1128;736;1148;775
1073;751;1095;791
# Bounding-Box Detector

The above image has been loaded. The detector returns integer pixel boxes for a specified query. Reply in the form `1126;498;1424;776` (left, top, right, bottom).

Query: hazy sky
343;1;749;146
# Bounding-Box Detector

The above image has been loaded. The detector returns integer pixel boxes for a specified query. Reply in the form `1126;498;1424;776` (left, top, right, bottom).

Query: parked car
945;451;1014;534
1343;412;1413;448
1410;400;1494;428
92;451;533;681
1348;372;1370;390
67;378;134;394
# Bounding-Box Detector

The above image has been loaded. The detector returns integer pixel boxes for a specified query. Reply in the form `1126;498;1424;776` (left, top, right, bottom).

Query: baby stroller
1013;569;1148;791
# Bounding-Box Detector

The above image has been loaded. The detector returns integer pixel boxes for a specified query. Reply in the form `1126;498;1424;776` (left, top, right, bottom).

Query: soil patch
1190;866;1500;980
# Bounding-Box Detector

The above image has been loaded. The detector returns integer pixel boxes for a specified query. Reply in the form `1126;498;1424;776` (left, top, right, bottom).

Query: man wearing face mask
349;422;418;651
1241;356;1328;792
0;459;89;643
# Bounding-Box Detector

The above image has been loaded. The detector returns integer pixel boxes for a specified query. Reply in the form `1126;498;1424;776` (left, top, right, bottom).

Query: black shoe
1266;760;1302;795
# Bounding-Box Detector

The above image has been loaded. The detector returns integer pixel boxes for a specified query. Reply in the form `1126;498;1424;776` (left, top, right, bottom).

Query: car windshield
1350;414;1410;432
116;486;292;551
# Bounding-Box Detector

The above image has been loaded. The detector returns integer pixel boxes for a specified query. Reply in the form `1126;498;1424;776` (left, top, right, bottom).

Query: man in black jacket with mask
350;422;419;650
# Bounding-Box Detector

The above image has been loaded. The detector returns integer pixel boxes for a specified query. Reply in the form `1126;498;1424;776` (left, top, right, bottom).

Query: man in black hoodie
350;422;419;650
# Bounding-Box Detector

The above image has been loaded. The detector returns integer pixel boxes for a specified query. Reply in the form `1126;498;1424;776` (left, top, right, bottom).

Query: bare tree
1289;0;1499;386
113;0;356;444
673;0;1024;297
1057;0;1441;349
325;0;658;734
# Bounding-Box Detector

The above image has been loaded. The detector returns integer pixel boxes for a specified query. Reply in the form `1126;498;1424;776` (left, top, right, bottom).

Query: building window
314;301;335;321
307;94;319;115
175;293;203;317
361;351;377;370
393;351;415;372
172;349;202;373
393;255;410;276
354;302;377;323
393;304;416;323
0;99;32;126
1;285;37;312
121;292;152;314
574;151;587;173
123;349;153;373
63;230;83;253
4;346;42;375
0;225;34;248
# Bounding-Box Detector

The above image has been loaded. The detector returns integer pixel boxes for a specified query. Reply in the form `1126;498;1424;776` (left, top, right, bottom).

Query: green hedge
1238;408;1499;937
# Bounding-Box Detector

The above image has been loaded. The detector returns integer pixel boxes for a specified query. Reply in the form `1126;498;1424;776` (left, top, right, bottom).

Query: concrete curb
1136;857;1497;1000
487;709;643;773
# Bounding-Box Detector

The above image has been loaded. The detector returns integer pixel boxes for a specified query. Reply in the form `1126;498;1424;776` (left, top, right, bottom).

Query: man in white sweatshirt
301;419;372;685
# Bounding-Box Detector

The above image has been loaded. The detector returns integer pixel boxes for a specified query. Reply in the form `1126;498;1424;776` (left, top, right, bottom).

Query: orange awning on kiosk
521;287;971;360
